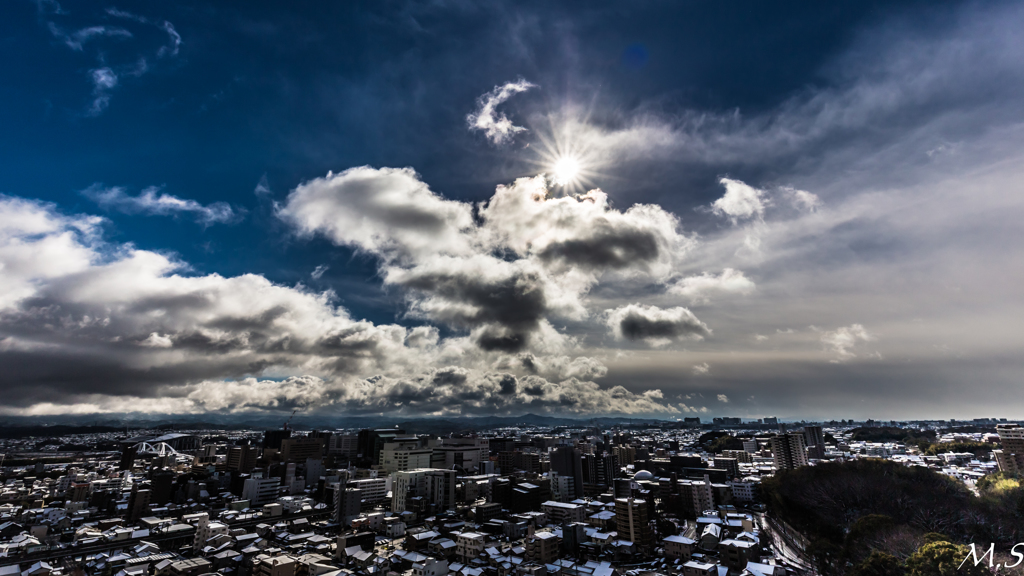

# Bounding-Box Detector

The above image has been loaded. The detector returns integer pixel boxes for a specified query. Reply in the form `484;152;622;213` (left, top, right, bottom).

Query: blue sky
1;0;1023;420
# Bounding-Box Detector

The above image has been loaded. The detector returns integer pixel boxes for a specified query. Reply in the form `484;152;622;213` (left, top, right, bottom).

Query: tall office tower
803;425;826;460
227;445;258;473
119;444;138;471
149;468;175;505
263;429;291;451
328;434;359;458
771;433;809;470
994;424;1024;475
279;436;325;462
549;446;584;499
357;428;406;465
127;482;151;522
598;453;620;487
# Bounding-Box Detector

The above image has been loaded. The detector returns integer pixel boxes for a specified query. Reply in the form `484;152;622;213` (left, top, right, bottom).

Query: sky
1;0;1023;421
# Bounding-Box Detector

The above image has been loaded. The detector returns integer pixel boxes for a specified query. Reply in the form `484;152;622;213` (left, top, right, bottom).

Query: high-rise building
771;433;808;470
227;445;258;473
149;468;175;505
329;483;363;526
263;429;291;451
119;444;138;471
598;453;620;487
279;437;324;462
612;445;636;466
391;468;456;514
328;434;359;458
994;424;1024;475
357;429;406;464
127;483;151;522
803;426;826;460
549;446;583;499
614;497;653;553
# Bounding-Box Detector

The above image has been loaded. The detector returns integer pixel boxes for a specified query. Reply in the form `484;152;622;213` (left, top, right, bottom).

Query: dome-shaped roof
633;469;654;480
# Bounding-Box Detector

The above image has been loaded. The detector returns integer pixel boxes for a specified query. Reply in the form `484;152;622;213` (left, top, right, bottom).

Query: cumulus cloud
310;265;329;280
717;394;729;403
0;195;684;417
467;79;536;145
693;362;710;375
281;169;692;353
670;268;755;302
820;324;875;359
82;185;241;225
711;178;767;222
278;166;475;261
606;303;710;347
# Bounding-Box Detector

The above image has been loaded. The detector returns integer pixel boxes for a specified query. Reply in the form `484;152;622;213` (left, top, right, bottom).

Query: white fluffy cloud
670;268;755;302
466;79;536;145
278;167;475;261
821;324;875;359
711;178;767;222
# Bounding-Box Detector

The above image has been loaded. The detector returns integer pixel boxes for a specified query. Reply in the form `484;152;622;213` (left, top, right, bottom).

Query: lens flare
552;156;581;186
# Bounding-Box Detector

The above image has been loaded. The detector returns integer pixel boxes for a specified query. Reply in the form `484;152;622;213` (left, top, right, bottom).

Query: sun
552;156;582;187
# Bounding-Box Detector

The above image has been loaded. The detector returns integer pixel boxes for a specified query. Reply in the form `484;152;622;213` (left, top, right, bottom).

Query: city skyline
2;1;1024;420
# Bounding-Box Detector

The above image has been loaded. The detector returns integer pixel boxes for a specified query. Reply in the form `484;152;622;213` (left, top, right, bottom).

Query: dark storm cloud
537;224;660;270
606;304;711;347
396;267;548;352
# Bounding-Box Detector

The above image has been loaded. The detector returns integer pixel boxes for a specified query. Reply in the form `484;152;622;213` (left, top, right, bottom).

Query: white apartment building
242;477;281;507
456;532;486;562
349;477;388;504
728;479;759;503
193;513;229;552
541;500;586;524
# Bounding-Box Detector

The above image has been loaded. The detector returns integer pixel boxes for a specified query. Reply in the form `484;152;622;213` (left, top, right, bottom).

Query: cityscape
0;417;1022;575
3;0;1024;575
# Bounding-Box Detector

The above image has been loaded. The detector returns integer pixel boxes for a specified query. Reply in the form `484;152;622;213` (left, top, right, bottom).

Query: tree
849;551;905;576
657;518;678;537
904;541;990;576
807;538;843;574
